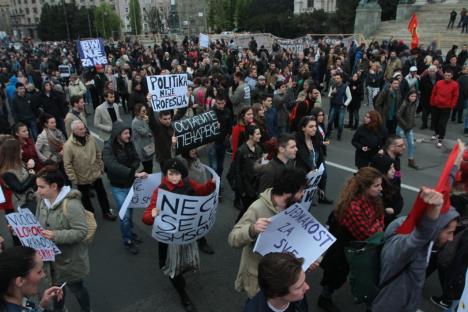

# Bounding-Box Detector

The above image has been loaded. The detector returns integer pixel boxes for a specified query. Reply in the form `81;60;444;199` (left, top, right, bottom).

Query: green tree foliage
38;2;96;41
145;7;163;34
207;0;236;32
128;0;142;35
94;3;121;39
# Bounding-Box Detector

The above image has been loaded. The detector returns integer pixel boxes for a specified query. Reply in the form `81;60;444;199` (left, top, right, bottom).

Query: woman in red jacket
231;106;254;160
142;158;215;312
318;167;385;312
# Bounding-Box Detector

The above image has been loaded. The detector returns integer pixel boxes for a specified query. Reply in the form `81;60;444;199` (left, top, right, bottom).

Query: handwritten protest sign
300;164;324;210
76;38;108;67
173;111;220;153
119;173;162;219
199;33;210;48
254;204;336;270
459;270;468;312
152;166;220;245
0;186;5;204
5;208;61;261
146;74;189;111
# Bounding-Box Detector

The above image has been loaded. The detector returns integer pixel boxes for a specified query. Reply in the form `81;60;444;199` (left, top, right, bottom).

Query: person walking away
396;89;419;169
430;69;459;148
103;121;147;255
448;10;457;29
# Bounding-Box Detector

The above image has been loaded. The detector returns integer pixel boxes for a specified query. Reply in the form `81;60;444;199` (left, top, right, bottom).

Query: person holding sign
228;168;307;299
142;158;215;312
318;167;384;312
244;252;309;312
35;165;92;312
103;122;148;255
0;246;64;312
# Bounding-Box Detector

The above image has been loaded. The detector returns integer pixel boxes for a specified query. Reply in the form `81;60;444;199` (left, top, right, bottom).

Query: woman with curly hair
318;167;385;312
351;110;388;168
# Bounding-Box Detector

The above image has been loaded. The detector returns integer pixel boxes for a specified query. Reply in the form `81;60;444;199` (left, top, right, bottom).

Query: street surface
1;97;461;312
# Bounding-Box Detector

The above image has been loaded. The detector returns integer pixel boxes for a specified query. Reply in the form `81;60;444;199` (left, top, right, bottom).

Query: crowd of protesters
0;32;466;312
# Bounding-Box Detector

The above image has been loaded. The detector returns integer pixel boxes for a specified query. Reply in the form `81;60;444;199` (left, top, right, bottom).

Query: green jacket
228;188;280;298
36;189;89;284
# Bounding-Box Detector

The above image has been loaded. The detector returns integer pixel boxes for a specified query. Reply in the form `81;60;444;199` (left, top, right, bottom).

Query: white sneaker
437;141;442;148
431;135;438;141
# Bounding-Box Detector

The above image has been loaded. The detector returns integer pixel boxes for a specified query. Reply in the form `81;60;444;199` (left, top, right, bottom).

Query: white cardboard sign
5;208;61;261
300;164;324;210
119;173;162;219
146;74;189;111
254;204;336;271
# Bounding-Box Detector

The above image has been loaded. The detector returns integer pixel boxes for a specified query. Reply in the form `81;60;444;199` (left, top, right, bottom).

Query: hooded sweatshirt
372;207;459;312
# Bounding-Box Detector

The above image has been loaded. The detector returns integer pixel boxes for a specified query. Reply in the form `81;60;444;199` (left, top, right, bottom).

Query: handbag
142;142;155;157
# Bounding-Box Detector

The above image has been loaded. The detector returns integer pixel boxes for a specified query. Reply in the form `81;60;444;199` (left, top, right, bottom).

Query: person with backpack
35;165;92;312
318;167;384;312
371;188;459;312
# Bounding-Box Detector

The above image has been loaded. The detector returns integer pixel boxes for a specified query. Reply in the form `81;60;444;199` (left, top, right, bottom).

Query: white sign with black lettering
199;33;210;48
152;166;220;245
253;204;336;271
119;173;162;219
5;208;61;261
146;74;189;112
300;164;324;209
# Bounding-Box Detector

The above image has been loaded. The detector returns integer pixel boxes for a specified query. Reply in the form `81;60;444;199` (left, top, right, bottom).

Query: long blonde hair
335;167;384;220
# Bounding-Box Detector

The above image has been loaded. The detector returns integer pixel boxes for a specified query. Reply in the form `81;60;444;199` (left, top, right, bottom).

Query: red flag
407;13;419;49
397;143;460;234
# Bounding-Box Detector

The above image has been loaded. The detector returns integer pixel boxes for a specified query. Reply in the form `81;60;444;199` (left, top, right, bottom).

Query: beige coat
93;102;122;141
228;188;280;298
36;189;89;284
63;134;104;185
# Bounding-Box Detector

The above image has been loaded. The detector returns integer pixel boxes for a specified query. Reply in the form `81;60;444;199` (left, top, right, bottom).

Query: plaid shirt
339;196;384;241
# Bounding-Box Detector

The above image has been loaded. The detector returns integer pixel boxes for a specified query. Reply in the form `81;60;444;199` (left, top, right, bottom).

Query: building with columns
294;0;337;15
0;0;10;33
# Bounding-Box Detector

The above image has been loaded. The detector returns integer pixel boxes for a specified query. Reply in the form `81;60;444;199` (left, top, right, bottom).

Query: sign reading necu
146;74;189;112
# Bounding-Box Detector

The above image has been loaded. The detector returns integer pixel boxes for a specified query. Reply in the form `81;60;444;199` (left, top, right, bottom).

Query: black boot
170;275;199;312
197;237;214;255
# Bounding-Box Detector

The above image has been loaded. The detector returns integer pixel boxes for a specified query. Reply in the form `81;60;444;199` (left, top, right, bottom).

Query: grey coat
372;207;459;312
132;117;154;161
36;189;90;284
396;99;418;131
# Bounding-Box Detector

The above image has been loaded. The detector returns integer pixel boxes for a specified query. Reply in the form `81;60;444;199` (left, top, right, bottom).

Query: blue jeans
464;99;468;129
111;186;133;242
25;118;38;141
444;300;459;312
327;106;346;139
208;143;226;178
396;126;414;159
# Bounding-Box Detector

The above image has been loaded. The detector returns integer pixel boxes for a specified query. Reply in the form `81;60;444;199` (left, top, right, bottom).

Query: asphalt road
1;97;463;312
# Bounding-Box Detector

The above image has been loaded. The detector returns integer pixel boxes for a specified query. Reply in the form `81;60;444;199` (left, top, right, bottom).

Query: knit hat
162;158;188;178
370;154;394;175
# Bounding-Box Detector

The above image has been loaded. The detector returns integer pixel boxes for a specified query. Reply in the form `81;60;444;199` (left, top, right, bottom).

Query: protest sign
275;35;313;54
459;270;468;312
146;74;189;112
300;164;324;210
152;166;220;245
199;33;210;48
254;204;336;271
173;111;220;153
76;38;108;67
118;173;162;219
5;208;61;261
58;65;71;78
0;186;5;204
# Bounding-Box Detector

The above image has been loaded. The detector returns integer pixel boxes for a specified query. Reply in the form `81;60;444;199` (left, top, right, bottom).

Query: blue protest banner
76;38;108;67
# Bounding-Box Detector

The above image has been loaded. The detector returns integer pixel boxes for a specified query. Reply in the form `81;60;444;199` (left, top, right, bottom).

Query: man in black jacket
208;95;232;179
258;134;297;193
103;122;148;254
40;81;68;136
10;83;39;140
